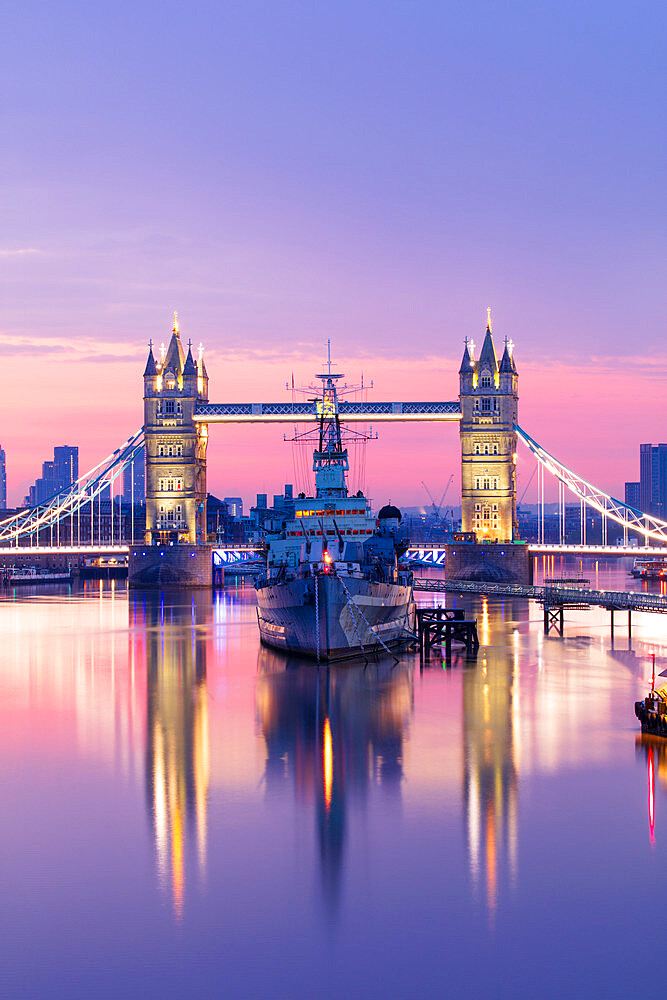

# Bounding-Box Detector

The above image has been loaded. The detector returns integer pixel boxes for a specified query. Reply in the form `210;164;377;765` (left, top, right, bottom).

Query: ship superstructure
255;356;414;661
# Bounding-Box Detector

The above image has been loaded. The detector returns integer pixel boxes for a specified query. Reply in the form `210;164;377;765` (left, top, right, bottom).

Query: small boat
3;566;72;585
635;676;667;738
630;557;667;580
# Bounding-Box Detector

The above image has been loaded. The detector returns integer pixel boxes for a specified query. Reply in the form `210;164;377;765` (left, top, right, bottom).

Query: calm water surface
1;558;666;999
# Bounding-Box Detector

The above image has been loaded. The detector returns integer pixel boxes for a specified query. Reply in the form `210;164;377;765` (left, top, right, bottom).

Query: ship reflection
462;604;521;915
256;647;413;913
635;736;667;844
130;592;210;919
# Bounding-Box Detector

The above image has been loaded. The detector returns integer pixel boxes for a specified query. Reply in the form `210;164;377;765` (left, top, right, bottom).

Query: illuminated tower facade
459;312;518;542
143;314;209;544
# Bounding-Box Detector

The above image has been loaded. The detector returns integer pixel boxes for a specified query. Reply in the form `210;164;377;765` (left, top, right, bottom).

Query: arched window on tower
480;371;492;388
493;444;499;455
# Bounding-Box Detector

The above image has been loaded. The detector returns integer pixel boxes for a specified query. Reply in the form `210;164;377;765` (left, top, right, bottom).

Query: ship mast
313;340;348;499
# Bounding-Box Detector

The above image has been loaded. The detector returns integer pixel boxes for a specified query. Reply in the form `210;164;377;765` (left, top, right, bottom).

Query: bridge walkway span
412;577;667;614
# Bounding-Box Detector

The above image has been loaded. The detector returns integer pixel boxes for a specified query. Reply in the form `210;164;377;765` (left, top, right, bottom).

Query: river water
1;557;666;999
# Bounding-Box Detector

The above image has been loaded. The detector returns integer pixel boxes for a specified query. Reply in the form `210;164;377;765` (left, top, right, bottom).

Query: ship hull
256;574;414;661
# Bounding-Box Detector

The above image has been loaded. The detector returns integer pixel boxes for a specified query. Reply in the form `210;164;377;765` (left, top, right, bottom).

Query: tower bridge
139;309;520;551
2;310;667;583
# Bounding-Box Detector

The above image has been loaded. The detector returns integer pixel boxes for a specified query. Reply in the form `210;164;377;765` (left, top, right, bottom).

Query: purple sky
2;0;665;507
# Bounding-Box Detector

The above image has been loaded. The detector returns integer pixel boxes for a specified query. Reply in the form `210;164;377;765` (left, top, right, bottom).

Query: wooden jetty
416;607;479;660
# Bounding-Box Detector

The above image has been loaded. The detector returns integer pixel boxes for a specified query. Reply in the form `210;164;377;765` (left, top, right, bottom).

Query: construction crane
422;476;454;519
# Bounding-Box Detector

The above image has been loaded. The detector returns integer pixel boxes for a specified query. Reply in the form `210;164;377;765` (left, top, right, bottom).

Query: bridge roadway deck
194;401;462;423
412;577;667;613
405;544;667;559
0;544;130;556
529;543;667;556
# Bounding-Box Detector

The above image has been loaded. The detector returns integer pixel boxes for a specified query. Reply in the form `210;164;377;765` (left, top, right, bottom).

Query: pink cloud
1;346;663;509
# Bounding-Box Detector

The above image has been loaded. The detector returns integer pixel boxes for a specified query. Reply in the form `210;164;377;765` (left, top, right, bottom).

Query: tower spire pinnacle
487;306;492;332
173;311;179;335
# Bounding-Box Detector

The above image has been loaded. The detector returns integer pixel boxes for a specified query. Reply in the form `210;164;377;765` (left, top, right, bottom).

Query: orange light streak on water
485;801;497;916
172;801;184;921
323;718;333;811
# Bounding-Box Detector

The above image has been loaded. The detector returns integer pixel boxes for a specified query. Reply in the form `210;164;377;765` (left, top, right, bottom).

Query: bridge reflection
256;649;413;912
129;592;210;919
462;601;521;915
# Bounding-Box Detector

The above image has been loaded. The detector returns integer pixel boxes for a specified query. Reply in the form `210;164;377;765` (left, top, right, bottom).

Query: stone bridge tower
142;314;209;544
459;312;518;542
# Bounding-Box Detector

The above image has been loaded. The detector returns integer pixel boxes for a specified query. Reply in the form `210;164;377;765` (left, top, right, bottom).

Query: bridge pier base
128;543;212;588
444;542;533;585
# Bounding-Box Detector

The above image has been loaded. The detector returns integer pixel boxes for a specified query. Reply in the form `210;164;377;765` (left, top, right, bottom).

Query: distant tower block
142;313;209;544
459;311;518;542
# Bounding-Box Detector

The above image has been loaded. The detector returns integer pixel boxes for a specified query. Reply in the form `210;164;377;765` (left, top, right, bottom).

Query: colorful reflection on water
0;560;666;998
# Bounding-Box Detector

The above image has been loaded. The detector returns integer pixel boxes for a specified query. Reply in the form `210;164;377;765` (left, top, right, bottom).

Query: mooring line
338;574;398;662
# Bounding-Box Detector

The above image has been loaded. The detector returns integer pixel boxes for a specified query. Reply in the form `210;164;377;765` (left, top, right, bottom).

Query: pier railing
412;577;667;613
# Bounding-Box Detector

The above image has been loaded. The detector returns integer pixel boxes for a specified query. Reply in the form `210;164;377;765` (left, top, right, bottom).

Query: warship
254;360;414;661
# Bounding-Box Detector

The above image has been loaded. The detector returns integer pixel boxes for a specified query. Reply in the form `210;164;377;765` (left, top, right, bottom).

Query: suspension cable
515;424;667;544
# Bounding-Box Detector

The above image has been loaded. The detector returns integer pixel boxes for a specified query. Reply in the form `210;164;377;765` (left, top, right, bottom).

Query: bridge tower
142;314;209;545
459;312;518;542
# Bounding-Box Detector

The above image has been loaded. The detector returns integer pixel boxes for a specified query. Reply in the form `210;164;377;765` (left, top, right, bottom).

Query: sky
2;0;665;508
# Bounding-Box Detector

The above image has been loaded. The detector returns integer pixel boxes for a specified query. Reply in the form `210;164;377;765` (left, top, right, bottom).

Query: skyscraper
24;445;79;506
53;445;78;487
0;445;6;510
625;481;640;509
640;444;667;518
